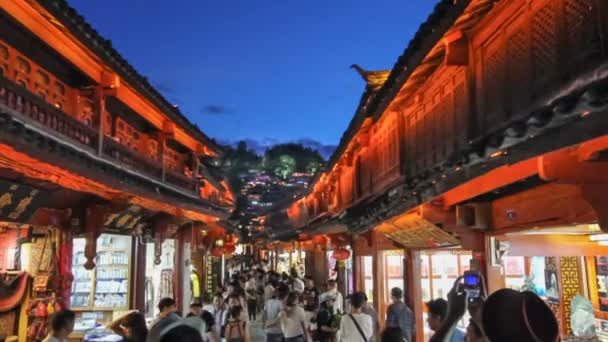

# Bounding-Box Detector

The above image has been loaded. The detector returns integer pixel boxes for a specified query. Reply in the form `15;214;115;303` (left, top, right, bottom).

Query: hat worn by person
482;288;559;342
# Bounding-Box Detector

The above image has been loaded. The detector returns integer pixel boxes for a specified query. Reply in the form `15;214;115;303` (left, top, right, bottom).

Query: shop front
491;224;608;339
71;234;133;333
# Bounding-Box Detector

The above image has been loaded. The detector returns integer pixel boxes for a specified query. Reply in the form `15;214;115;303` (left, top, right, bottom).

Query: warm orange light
490;150;508;158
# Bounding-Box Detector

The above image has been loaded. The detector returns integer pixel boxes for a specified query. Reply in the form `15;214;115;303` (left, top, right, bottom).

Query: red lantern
312;235;328;245
333;247;351;261
210;247;223;257
223;244;236;254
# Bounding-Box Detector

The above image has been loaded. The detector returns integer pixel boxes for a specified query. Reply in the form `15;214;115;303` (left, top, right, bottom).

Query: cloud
222;138;336;160
201;105;235;116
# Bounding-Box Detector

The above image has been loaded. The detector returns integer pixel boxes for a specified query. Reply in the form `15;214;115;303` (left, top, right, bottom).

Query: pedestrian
42;310;75;342
201;310;221;342
385;288;415;342
148;298;181;342
188;300;203;317
321;279;343;314
426;298;465;341
316;297;338;342
302;276;320;312
212;294;228;339
279;292;310;342
360;293;378;342
108;311;148;342
263;283;289;342
246;274;258;321
225;305;250;342
339;292;372;342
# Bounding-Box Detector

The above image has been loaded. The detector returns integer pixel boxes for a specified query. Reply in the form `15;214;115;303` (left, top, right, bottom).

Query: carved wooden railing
0;76;200;195
102;137;163;180
0;76;98;150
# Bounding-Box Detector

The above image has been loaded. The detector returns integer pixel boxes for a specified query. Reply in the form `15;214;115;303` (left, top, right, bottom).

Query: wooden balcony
0;76;200;196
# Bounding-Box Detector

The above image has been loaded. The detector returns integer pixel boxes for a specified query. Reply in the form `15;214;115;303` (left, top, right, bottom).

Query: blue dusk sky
69;0;437;155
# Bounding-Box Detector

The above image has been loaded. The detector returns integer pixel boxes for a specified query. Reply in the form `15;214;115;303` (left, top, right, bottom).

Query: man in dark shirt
385;287;415;342
302;276;320;312
147;297;180;342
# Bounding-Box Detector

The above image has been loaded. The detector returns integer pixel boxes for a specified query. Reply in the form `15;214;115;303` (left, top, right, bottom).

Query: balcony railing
0;76;98;150
0;76;200;195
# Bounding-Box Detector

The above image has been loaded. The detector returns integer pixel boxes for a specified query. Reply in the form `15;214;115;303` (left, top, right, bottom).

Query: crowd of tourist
39;259;561;342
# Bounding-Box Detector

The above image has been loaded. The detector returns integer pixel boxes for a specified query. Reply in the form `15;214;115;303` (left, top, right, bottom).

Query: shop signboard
0;180;47;222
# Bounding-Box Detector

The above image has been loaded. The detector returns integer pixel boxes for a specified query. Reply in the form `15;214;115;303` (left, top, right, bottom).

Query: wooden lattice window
531;3;558;90
565;0;602;66
507;29;529;114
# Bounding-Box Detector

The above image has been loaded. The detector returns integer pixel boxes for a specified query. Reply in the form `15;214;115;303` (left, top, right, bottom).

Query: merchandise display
71;234;132;311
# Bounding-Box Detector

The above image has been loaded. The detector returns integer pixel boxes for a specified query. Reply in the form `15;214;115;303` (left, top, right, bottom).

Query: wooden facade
0;1;234;338
277;0;608;340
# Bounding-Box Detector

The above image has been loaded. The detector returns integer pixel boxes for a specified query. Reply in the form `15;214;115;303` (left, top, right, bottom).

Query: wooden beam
441;157;538;208
443;30;469;66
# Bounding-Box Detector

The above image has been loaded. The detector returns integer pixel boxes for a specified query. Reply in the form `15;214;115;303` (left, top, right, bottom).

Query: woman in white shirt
339;292;372;342
279;292;310;342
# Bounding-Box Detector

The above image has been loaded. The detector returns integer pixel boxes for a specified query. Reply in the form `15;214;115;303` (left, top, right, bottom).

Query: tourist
264;278;276;302
263;283;289;342
426;298;465;341
202;293;215;315
245;274;259;321
201;310;221;342
188;300;204;317
42;310;75;342
108;311;148;342
302;276;320;313
361;293;379;342
380;327;406;342
321;279;343;314
148;298;180;342
228;292;249;321
291;268;305;294
225;305;250;342
339;292;372;342
279;292;310;342
316;297;338;342
212;294;228;338
160;325;204;342
385;287;415;342
481;288;559;342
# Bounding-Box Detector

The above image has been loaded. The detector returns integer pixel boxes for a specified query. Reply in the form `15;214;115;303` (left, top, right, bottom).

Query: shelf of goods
71;240;131;311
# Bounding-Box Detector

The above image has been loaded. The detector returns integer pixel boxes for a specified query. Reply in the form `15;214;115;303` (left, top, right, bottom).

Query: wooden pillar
406;250;424;342
373;249;386;327
159;134;167;182
274;247;279;272
351;240;358;292
94;86;105;156
132;236;146;312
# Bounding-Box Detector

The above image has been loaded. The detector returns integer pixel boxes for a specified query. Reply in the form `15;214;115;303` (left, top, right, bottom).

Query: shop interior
492;224;608;339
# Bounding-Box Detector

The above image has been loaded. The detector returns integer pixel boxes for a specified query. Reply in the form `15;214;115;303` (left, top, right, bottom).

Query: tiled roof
36;0;222;154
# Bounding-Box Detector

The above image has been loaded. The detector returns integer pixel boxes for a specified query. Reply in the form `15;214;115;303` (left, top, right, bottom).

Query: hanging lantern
223;244;236;254
312;235;328;245
215;239;225;247
210;247;223;257
333;247;351;261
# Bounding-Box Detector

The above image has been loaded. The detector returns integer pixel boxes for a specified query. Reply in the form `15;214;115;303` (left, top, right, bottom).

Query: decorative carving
559;256;581;334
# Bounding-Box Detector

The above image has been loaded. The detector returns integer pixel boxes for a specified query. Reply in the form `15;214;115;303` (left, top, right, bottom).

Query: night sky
69;0;436;156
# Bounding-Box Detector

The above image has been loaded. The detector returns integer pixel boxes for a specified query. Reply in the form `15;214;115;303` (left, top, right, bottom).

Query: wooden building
0;1;233;339
275;0;608;339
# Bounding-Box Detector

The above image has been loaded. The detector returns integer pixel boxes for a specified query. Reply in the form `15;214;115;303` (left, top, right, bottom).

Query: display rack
71;235;132;311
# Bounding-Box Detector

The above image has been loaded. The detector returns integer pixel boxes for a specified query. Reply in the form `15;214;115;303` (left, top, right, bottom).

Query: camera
459;271;481;303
